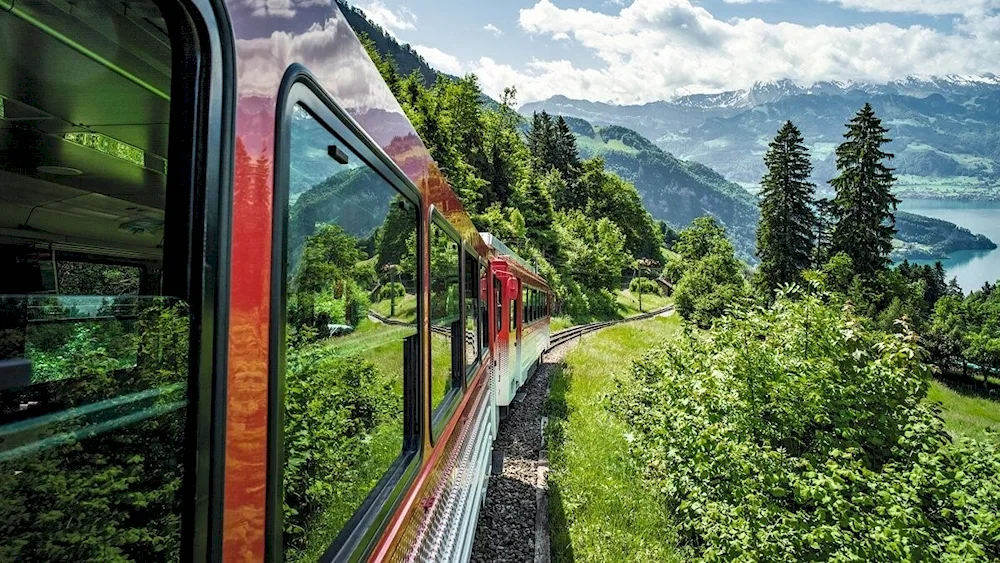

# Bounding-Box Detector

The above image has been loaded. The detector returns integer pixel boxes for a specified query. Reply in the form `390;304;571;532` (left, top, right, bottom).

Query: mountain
338;0;443;87
522;75;1000;200
566;117;761;262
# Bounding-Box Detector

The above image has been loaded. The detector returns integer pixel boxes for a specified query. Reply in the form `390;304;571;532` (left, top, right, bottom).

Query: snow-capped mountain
519;74;1000;199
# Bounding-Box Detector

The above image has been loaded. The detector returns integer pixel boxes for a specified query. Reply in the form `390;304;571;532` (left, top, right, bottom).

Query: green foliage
282;344;398;560
614;290;1000;562
670;217;749;327
829;103;900;279
756;121;817;297
929;280;1000;378
379;282;405;301
1;300;189;562
556;211;631;292
629;276;660;296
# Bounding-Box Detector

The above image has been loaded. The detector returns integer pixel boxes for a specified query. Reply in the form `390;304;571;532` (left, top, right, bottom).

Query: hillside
571;121;760;262
338;0;441;87
892;211;997;261
522;76;1000;200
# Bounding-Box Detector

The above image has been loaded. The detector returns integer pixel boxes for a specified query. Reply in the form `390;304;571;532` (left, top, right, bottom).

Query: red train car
0;0;550;561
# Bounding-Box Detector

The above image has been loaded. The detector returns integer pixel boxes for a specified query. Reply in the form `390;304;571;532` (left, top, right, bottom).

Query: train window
281;104;416;559
430;220;460;413
478;262;488;354
0;0;194;559
511;297;517;334
495;276;502;337
464;251;480;377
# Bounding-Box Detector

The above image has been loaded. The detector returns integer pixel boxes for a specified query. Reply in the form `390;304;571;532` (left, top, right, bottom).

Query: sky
348;0;1000;105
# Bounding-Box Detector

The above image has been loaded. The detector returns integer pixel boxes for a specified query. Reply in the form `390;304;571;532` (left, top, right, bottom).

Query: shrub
283;345;398;559
379;282;406;302
613;289;1000;561
629;276;661;296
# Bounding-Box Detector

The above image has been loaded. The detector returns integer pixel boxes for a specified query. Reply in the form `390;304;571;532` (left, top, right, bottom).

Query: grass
926;379;1000;442
547;314;682;562
615;290;672;317
370;293;418;323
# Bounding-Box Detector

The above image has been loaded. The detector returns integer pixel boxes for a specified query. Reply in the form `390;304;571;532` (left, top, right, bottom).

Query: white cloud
488;0;1000;104
822;0;996;16
484;23;504;37
414;44;465;74
355;0;417;35
723;0;775;4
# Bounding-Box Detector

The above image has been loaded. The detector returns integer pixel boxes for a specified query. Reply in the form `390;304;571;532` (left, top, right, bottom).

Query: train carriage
0;0;551;561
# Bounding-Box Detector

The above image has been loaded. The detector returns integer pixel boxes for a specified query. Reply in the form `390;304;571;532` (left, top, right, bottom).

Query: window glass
0;1;189;559
464;252;480;374
495;276;502;336
430;222;460;411
479;262;488;353
283;105;415;559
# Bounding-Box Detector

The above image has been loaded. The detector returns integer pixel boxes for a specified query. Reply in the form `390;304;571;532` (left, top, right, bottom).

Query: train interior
0;1;193;559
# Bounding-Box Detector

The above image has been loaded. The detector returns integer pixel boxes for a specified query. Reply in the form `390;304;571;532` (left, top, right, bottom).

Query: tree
527;111;555;173
755;121;817;297
829;103;899;279
671;217;748;327
551;116;582;182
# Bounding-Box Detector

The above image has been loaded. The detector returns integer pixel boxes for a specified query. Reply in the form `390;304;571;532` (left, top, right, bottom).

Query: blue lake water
897;199;1000;293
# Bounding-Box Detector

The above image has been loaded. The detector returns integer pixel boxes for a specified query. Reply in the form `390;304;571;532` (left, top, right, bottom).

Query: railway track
473;305;674;563
545;305;674;350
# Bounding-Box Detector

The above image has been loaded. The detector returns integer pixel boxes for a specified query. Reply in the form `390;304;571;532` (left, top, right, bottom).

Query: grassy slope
547;315;682;562
545;312;999;562
927;380;1000;442
550;290;673;332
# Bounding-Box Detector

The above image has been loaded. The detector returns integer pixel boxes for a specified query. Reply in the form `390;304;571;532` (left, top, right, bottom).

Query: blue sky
350;0;1000;103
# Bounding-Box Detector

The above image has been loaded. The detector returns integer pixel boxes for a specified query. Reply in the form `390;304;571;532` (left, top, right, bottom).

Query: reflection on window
479;263;489;354
282;104;414;560
0;297;189;561
464;253;480;375
0;0;185;558
430;222;459;413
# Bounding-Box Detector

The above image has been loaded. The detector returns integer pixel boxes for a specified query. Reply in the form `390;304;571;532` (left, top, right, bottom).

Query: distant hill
571;120;761;262
893;211;997;261
338;0;442;87
522;75;1000;200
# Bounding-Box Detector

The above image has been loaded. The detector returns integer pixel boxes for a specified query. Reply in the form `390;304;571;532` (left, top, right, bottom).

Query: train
0;0;552;561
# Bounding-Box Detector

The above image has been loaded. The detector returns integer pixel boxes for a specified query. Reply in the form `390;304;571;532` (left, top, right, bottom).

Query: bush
613;289;1000;562
379;282;406;302
629;277;660;296
283;345;398;559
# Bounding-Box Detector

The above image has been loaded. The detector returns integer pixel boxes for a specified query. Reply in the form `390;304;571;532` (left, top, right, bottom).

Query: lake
897;199;1000;293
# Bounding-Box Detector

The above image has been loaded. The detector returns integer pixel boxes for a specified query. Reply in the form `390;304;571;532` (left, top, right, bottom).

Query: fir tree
527;111;555;173
829;103;899;279
552;116;581;182
813;197;837;264
755;121;817;296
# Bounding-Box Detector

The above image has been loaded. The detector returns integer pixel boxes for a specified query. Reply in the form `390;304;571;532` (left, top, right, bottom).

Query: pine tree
829;103;899;279
552;116;581;182
755;121;817;296
813;197;837;264
527;111;555;173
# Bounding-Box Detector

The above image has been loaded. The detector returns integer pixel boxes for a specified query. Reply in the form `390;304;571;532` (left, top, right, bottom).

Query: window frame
463;246;482;382
429;209;464;440
269;69;423;562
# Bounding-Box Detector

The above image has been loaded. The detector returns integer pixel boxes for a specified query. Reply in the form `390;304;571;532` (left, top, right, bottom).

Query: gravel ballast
470;343;573;563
